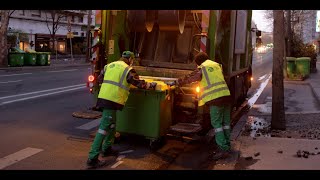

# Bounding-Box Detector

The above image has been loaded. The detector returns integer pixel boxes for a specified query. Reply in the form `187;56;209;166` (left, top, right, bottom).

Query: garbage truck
86;10;256;149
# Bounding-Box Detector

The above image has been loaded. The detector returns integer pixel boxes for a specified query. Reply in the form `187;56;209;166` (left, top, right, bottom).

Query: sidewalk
225;61;320;170
0;58;90;73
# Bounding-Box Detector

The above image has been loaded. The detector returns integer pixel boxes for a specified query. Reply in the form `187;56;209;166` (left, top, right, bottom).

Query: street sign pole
70;36;73;62
68;20;74;63
55;39;58;62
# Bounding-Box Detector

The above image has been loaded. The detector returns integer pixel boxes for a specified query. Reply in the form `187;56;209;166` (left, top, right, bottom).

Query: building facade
8;10;95;54
295;10;319;52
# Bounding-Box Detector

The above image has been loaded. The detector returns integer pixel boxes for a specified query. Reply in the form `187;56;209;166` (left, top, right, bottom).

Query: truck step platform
169;123;202;134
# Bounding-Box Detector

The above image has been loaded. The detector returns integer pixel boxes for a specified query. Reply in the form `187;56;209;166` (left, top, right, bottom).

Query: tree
286;10;292;57
0;10;15;67
44;10;68;53
272;10;286;130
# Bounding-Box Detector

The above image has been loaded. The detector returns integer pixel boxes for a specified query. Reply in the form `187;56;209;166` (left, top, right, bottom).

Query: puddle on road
246;116;271;138
252;103;272;114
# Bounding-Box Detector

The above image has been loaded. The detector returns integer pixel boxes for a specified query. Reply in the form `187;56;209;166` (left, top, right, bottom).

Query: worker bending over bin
166;52;232;161
86;51;157;169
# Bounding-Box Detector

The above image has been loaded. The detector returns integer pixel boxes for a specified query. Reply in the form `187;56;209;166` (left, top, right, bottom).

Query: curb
0;63;91;72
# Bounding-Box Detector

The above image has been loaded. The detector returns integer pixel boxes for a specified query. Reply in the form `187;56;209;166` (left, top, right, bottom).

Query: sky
252;10;273;32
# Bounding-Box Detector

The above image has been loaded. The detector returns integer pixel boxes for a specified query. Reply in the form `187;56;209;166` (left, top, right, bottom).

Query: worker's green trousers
210;104;231;151
88;109;116;160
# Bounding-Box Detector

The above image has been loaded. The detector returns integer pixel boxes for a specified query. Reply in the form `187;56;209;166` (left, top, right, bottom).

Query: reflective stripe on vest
199;86;230;100
102;66;130;91
198;60;230;105
201;66;227;91
98;61;132;105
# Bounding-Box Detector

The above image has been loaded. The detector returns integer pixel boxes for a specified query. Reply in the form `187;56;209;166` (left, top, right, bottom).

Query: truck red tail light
88;75;95;82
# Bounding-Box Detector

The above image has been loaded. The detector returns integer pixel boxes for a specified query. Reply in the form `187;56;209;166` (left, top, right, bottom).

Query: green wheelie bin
36;52;47;66
286;57;296;79
43;52;51;66
296;57;311;78
24;53;37;66
116;84;173;150
8;52;25;67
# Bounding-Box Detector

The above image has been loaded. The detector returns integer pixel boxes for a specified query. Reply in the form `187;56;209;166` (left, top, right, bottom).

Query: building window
78;16;83;23
31;10;41;17
73;32;79;35
71;15;75;22
63;15;68;21
20;10;25;16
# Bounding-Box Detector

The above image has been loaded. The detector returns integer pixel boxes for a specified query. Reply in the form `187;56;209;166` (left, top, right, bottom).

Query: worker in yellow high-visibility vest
86;51;157;169
166;52;232;161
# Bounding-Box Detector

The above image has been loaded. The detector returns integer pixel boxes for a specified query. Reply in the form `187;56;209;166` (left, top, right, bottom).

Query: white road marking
0;80;22;84
119;150;134;155
116;155;126;161
258;74;267;81
0;86;85;106
248;74;272;107
0;147;43;169
47;69;78;73
0;84;84;100
0;73;32;77
111;161;123;168
76;119;101;130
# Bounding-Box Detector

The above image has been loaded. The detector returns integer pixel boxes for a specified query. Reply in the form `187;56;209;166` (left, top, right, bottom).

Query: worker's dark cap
122;51;134;58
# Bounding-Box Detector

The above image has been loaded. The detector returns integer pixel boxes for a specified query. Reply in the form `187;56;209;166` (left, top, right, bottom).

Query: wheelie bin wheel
149;137;166;151
114;132;121;144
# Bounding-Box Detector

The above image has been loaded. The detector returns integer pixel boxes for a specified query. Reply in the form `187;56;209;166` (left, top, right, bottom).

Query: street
0;50;273;170
0;66;95;169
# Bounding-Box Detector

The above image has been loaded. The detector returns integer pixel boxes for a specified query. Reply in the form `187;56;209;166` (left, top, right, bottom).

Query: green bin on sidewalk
43;52;51;66
286;57;296;79
296;57;310;78
8;52;25;67
24;53;37;66
36;52;47;66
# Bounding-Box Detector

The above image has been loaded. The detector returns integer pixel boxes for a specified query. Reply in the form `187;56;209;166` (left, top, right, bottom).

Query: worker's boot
86;158;107;169
210;148;229;161
101;147;119;157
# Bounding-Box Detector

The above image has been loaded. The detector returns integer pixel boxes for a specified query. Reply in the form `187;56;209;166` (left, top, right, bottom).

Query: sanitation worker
86;51;157;169
166;52;232;161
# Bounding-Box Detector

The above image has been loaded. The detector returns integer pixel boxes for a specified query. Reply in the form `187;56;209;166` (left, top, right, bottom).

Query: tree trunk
86;10;93;62
286;10;292;57
272;10;286;130
0;10;9;67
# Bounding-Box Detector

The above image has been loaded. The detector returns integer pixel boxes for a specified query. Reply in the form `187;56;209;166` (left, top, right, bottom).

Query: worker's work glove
166;81;177;86
98;74;104;84
147;82;157;90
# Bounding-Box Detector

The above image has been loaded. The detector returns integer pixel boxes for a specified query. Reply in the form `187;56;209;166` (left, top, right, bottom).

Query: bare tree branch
45;12;52;35
9;10;15;17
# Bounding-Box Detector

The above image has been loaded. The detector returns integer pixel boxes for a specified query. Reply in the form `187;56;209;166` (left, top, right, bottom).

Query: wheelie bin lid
10;47;25;53
296;57;311;61
285;57;296;61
